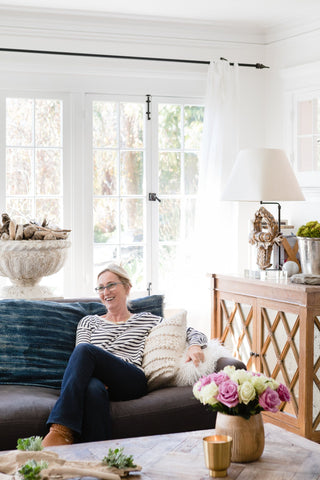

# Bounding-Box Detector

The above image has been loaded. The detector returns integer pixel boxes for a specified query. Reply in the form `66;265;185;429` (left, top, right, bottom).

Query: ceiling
1;0;320;32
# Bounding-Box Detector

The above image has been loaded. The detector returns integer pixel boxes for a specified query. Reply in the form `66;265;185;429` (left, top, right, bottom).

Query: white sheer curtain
180;60;240;336
196;59;240;274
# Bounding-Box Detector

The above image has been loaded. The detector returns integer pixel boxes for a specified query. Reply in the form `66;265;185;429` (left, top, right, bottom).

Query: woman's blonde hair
97;263;132;289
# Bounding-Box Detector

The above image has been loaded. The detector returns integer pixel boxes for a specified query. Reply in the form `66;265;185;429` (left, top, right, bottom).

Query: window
296;96;320;172
1;92;204;301
5;97;63;224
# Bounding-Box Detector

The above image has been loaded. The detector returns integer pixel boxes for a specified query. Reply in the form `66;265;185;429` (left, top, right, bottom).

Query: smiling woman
41;262;208;447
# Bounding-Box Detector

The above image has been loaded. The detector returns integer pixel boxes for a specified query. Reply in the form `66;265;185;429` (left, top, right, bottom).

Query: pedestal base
0;284;62;300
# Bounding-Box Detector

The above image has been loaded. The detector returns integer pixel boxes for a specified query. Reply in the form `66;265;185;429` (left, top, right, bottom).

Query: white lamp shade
221;148;305;202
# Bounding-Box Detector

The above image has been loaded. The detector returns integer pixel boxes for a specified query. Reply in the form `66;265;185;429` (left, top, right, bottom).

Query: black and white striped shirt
76;312;207;368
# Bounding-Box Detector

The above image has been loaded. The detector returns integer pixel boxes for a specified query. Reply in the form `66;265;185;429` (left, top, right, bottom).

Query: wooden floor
44;423;320;479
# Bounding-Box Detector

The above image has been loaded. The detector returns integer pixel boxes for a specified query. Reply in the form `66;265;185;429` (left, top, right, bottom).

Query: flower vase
215;412;265;463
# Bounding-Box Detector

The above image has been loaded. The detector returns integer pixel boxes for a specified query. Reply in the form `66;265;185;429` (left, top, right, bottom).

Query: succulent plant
297;221;320;238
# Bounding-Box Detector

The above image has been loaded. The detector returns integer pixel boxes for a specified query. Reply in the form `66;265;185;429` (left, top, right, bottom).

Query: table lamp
221;148;305;269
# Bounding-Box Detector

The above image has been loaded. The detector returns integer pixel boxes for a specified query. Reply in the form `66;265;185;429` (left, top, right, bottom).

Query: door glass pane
185;152;199;194
120;103;144;148
93;197;118;244
120;151;143;195
159;199;180;242
158;104;181;149
120;198;144;243
36;149;62;195
35;99;62;147
93;151;117;196
157;102;204;298
6;148;32;195
6;98;33;146
93;101;118;148
92;100;146;290
159;152;181;194
35;198;61;225
184;105;204;149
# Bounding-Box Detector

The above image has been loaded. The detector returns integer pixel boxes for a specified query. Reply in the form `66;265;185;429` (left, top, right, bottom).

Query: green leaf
18;459;48;480
102;447;136;469
17;436;43;451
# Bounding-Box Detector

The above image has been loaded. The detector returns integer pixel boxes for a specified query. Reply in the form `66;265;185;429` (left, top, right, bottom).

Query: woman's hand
185;345;205;367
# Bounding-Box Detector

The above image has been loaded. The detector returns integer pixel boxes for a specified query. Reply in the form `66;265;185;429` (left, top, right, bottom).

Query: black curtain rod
0;47;269;69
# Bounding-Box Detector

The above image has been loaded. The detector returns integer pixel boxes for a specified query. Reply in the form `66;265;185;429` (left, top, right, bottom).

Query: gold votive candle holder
203;434;233;478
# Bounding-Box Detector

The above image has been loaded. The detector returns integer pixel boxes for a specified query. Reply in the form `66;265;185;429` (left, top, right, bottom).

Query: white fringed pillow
142;309;187;391
172;339;231;387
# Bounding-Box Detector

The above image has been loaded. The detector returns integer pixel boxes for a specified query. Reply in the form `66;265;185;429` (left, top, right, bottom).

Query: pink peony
277;384;291;402
259;387;281;412
217;380;239;408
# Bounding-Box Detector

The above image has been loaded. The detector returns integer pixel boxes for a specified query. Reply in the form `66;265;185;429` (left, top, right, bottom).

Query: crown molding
0;5;318;56
0;6;267;48
264;17;320;45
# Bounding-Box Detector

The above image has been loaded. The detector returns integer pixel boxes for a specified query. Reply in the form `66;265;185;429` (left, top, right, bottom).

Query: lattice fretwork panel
260;308;299;419
313;317;320;431
220;299;254;368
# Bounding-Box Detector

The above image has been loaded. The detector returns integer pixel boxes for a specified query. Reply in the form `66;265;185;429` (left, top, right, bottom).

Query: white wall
264;27;320;237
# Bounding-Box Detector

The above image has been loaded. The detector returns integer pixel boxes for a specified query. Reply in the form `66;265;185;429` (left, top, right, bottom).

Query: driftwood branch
0;214;71;241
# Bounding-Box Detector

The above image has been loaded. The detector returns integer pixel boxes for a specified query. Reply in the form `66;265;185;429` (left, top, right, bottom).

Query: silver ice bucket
297;237;320;274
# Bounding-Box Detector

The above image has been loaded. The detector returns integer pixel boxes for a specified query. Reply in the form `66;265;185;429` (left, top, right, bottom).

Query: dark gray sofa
0;296;245;451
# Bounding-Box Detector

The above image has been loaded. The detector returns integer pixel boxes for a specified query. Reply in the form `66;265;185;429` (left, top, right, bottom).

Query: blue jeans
47;343;147;442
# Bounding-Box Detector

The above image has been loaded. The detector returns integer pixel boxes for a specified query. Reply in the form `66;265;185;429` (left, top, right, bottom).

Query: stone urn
0;239;71;298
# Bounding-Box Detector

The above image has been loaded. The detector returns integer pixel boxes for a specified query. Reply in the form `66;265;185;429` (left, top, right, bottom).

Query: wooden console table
211;273;320;443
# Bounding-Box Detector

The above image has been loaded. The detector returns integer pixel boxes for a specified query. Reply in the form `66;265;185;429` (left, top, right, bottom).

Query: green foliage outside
297;221;320;237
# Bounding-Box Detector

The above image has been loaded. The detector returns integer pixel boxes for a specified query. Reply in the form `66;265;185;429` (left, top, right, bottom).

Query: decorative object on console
193;366;290;462
0;213;71;298
296;221;320;275
221;148;305;269
248;206;282;270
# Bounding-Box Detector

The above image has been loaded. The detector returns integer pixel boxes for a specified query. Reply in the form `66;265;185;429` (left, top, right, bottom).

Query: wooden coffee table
46;423;320;479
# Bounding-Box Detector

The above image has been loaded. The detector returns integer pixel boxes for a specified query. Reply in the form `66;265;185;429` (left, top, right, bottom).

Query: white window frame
0;91;73;296
288;89;320;199
0;90;204;300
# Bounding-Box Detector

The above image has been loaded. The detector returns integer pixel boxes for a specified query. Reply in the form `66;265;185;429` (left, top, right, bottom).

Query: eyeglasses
95;282;123;293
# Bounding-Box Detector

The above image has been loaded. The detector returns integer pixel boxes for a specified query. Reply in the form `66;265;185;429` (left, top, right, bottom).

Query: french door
88;94;204;299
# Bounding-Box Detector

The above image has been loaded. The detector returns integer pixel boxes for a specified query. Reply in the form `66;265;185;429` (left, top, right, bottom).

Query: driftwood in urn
249;206;283;270
0;213;71;241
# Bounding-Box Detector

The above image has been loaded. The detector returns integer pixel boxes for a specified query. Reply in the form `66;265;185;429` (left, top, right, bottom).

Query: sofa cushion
110;385;215;439
142;309;187;390
0;300;106;389
0;295;164;390
128;294;164;317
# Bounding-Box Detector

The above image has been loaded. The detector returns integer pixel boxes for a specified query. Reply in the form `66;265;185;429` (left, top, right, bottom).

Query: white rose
199;382;219;406
232;369;252;384
223;365;236;379
251;376;269;394
238;381;256;404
